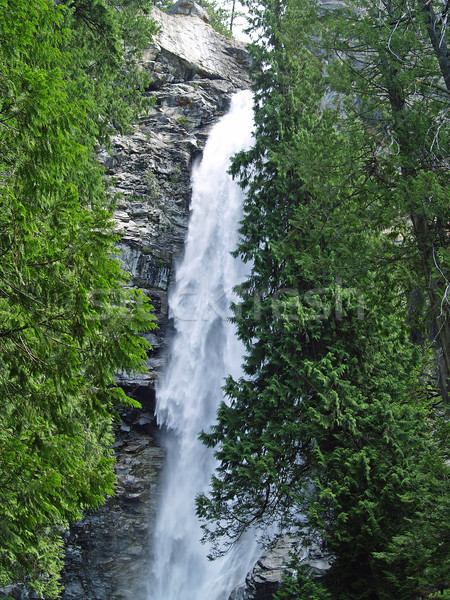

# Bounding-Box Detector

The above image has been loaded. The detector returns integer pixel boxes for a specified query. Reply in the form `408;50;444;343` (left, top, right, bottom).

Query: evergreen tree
274;566;332;600
323;0;450;402
197;0;449;597
0;0;157;595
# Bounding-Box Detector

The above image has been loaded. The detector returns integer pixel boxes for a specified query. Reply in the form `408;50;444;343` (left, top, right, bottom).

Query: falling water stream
148;91;259;600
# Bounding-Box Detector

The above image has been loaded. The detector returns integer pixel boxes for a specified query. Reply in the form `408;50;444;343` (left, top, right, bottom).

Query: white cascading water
148;90;259;600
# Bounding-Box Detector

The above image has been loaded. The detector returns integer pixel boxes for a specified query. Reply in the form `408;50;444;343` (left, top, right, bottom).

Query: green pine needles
197;0;449;598
0;0;157;595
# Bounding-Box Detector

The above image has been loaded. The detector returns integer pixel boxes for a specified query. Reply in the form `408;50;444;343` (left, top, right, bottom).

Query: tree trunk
381;28;450;400
417;0;450;91
411;211;450;401
230;0;236;32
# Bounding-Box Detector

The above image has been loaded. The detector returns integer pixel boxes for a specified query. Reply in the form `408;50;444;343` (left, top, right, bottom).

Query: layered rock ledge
229;536;331;600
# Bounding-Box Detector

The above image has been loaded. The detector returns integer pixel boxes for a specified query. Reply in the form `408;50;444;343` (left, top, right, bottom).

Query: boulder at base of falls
229;535;331;600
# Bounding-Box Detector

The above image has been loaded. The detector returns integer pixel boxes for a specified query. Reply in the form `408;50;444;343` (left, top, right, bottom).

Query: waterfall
148;90;259;600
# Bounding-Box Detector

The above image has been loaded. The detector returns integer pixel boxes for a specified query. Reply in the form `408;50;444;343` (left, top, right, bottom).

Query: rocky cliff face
102;3;250;392
59;5;250;600
229;536;331;600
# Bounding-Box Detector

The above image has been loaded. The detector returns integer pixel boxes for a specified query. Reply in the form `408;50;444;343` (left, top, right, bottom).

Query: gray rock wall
229;536;331;600
99;4;250;391
59;5;251;600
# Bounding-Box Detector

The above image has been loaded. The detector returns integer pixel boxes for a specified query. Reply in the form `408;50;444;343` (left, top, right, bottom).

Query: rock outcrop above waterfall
229;536;331;600
59;6;250;600
148;3;251;88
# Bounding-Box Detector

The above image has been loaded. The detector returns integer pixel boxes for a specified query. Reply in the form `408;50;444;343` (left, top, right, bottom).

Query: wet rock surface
100;4;251;389
58;4;250;600
61;409;165;600
229;535;331;600
0;584;29;600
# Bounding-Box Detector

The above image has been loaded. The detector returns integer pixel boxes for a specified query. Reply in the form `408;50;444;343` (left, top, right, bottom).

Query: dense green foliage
274;566;332;600
197;0;449;598
0;0;157;595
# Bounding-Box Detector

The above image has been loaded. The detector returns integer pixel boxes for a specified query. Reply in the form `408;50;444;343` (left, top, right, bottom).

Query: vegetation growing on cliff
0;0;157;595
197;0;449;598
